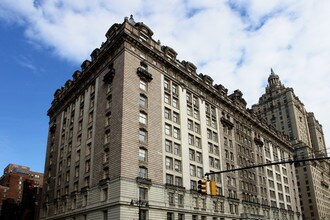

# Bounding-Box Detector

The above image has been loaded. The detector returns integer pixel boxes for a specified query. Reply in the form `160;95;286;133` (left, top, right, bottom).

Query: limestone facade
41;16;302;220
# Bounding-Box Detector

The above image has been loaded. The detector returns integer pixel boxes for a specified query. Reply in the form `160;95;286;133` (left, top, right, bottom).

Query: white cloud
1;0;330;151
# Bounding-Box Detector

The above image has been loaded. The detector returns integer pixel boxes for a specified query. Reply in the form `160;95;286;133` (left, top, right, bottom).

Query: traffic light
209;180;218;196
198;179;207;195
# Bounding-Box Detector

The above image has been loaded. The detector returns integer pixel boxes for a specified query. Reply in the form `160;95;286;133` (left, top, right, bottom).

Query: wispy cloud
16;55;40;73
1;0;330;149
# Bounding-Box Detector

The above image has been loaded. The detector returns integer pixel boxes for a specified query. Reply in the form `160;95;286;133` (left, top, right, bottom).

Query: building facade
252;71;330;220
0;164;43;219
41;16;302;220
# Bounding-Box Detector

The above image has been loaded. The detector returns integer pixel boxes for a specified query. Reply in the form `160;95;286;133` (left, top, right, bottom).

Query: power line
205;156;330;176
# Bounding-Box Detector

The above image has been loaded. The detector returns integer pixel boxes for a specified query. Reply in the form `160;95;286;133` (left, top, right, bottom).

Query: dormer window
140;31;149;41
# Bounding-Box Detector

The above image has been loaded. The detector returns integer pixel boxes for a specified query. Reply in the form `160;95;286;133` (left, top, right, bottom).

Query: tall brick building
0;164;43;218
41;16;302;220
252;71;330;220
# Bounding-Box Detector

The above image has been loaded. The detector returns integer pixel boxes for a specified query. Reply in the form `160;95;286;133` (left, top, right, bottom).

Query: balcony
99;177;110;186
103;65;115;83
165;183;185;191
81;186;89;193
321;180;329;188
254;137;264;147
137;67;153;82
136;177;152;185
220;117;234;129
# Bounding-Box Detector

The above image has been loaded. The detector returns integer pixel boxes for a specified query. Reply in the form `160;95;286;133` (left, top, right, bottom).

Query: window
193;97;198;106
165;124;171;136
190;165;196;176
176;214;185;220
165;140;172;152
139;187;148;200
173;98;178;108
139;167;147;178
103;167;109;179
166;157;173;170
209;157;214;167
139;112;147;124
85;160;90;173
66;171;70;182
82;195;87;207
211;119;217;128
164;79;170;90
178;195;184;206
189;149;195;160
196;152;202;163
209;143;213;153
67;156;71;167
105;112;111;126
84;176;90;187
87;126;93;139
207;129;212;139
104;130;110;144
190;180;197;190
175;177;183;186
168;193;174;205
187;106;192;116
140;210;147;220
188;134;194;145
102;210;108;220
139;95;147;108
78;120;82;131
197;167;203;178
106;95;112;109
165;108;171;119
195;123;200;133
77;134;82;145
164;93;170;104
103;149;109;163
195;137;201;148
139;129;147;143
76;150;81;162
86;143;91;156
166;174;173;184
173;127;180;139
193;110;199;119
101;188;108;201
213;132;218;142
139;148;147;161
188;120;193;130
172;84;178;95
140;80;147;91
173;112;179;123
174;160;181;172
186;93;192;103
174;143;180;155
167;212;174;220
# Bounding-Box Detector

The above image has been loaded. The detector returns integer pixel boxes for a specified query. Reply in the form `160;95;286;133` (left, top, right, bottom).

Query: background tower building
41;16;302;220
252;70;330;220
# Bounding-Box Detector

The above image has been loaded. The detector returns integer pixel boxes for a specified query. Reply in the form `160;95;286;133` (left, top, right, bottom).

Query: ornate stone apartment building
41;16;302;220
252;71;330;220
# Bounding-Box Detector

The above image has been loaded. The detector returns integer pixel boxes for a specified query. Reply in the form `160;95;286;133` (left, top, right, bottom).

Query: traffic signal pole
205;156;330;177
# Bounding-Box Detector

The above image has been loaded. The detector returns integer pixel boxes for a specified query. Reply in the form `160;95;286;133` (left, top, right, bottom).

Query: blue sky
0;0;329;173
0;21;77;172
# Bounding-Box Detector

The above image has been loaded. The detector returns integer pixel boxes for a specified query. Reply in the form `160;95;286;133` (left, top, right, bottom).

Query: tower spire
271;68;275;75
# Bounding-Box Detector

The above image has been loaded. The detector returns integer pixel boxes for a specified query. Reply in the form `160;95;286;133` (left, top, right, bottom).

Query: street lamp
130;199;148;220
